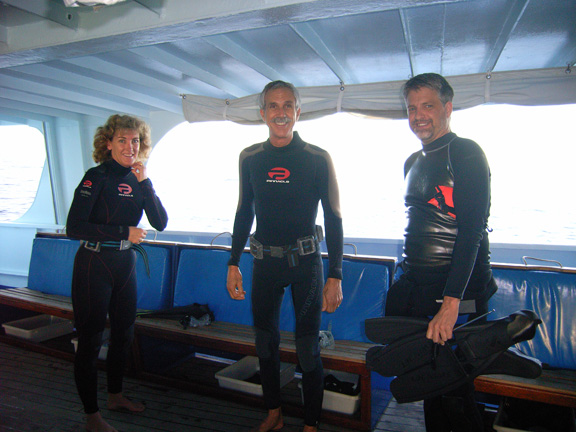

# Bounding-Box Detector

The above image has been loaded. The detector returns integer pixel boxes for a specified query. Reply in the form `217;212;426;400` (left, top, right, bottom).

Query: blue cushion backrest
27;237;79;296
173;247;255;325
136;244;173;311
278;256;390;342
490;267;576;370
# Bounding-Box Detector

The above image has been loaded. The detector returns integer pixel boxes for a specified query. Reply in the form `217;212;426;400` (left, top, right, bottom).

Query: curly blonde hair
92;114;152;163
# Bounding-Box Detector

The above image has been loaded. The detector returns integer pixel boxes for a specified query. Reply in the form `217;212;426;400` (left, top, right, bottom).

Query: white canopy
182;68;576;124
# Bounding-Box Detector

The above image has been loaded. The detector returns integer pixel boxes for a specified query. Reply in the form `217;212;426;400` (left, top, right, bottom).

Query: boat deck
0;342;425;432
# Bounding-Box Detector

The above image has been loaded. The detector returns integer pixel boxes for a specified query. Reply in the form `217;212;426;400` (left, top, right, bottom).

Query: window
0;125;46;222
147;104;576;245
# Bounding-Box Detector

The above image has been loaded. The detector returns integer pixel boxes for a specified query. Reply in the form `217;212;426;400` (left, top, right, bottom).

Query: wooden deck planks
0;342;425;431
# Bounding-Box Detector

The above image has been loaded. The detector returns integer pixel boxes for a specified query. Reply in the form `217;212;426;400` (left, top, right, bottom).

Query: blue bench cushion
173;247;255;325
491;266;576;370
136;243;173;310
28;237;78;297
173;247;392;342
28;237;173;310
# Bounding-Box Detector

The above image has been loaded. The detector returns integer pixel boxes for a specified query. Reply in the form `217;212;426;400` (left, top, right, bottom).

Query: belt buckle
83;241;101;252
249;236;264;259
119;240;132;251
270;246;285;258
297;236;316;256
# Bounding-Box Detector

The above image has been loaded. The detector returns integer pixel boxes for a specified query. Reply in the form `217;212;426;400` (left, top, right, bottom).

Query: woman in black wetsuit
66;114;168;432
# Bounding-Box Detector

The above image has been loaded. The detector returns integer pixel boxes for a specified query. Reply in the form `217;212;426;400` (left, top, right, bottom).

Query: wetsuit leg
291;254;324;427
424;294;491;432
72;248;114;414
251;258;286;411
105;249;138;395
384;276;414;317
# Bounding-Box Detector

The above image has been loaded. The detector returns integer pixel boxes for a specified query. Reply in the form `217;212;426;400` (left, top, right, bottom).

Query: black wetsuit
66;159;167;414
228;132;343;426
385;132;497;432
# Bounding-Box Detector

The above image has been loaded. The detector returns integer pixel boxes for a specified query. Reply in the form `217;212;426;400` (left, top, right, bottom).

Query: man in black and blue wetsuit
226;81;343;432
385;73;497;431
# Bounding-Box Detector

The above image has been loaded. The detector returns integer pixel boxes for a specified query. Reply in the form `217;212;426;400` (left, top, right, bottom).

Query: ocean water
0;163;43;222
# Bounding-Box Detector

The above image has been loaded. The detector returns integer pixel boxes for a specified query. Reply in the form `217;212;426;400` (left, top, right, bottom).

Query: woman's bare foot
85;411;118;432
106;393;145;413
252;407;284;431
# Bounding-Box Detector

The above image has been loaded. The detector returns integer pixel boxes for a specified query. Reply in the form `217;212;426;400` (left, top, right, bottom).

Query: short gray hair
258;80;301;111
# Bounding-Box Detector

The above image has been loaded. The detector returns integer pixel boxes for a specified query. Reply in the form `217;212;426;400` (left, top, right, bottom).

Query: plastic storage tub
2;314;74;343
299;369;360;415
215;356;295;396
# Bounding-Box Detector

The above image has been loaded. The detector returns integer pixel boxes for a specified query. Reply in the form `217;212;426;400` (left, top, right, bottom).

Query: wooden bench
475;370;576;408
0;287;375;430
133;317;374;430
0;287;74;320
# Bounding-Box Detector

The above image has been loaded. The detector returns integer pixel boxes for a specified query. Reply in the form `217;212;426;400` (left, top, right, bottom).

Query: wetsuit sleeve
228;151;255;267
66;169;130;241
404;152;420;178
319;152;343;280
140;178;168;231
443;140;491;298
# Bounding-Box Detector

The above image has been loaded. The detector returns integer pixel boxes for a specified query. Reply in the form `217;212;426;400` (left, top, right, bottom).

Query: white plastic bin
215;356;295;396
299;369;360;415
2;314;74;343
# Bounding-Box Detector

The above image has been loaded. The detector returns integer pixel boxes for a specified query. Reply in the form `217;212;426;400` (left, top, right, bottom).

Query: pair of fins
365;310;543;403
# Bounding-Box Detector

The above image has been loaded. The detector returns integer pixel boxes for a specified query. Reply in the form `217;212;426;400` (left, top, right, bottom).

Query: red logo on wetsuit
118;183;133;195
83;180;92;188
268;167;290;181
428;185;456;218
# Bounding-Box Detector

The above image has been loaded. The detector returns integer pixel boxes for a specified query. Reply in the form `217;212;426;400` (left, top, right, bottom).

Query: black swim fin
366;310;542;403
481;347;542;379
364;315;429;345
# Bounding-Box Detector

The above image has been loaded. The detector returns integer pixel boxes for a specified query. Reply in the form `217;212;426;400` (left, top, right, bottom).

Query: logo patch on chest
118;183;134;197
267;167;291;183
428;185;456;218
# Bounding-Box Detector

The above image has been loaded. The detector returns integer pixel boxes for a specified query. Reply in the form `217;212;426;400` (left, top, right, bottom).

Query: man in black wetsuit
226;81;343;432
385;73;497;431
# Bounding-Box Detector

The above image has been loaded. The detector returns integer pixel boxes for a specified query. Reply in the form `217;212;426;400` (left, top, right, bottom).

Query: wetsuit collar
105;158;133;176
421;132;457;155
264;131;306;153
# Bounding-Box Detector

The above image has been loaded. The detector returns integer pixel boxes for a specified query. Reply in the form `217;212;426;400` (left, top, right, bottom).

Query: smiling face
260;87;301;147
107;129;140;167
406;86;452;146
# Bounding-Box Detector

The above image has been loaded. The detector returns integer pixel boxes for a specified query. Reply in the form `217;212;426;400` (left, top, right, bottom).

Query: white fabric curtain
63;0;127;6
182;68;576;124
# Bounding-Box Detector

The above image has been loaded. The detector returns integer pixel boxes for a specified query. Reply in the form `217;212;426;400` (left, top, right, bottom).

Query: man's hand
226;265;245;300
322;277;343;313
426;296;460;344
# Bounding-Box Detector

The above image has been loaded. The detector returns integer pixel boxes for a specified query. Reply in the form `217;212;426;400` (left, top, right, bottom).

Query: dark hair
92;114;152;163
402;73;454;105
258;80;301;111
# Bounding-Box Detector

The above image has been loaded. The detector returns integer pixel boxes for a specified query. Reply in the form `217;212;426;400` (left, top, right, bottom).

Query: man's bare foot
302;425;318;432
86;411;118;432
252;407;284;431
106;393;145;413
